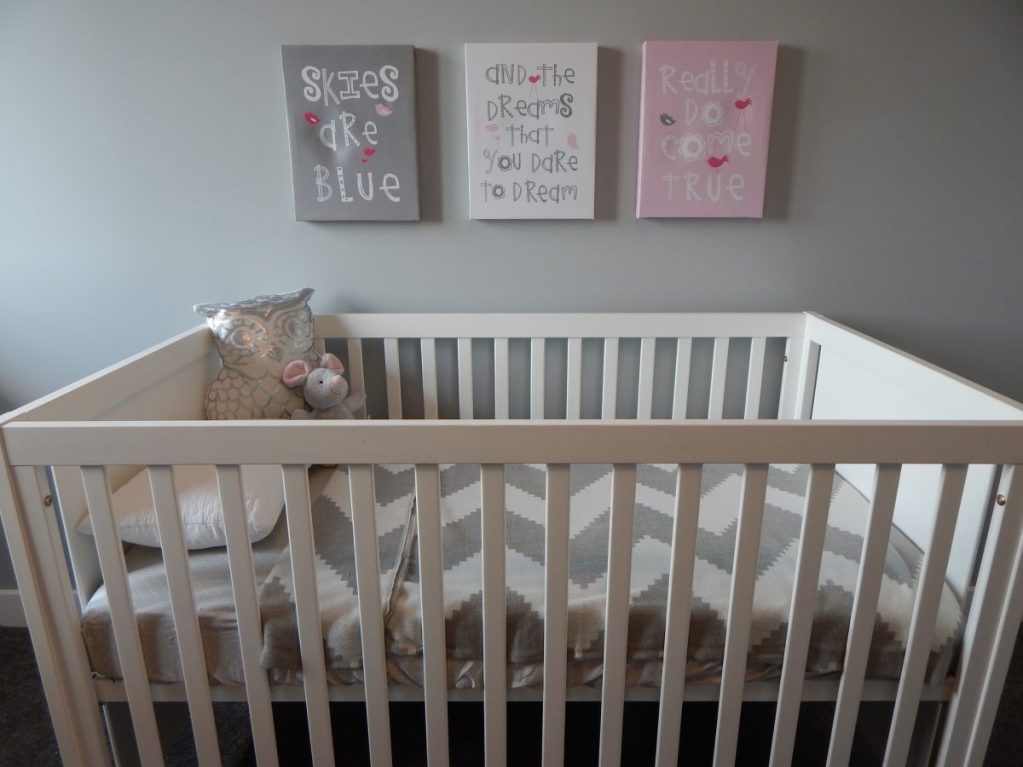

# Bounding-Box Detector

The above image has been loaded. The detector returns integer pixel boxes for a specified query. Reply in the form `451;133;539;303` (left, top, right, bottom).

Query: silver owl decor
194;288;323;419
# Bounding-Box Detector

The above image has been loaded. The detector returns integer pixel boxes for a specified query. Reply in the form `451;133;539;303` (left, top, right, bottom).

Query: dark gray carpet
2;624;1020;765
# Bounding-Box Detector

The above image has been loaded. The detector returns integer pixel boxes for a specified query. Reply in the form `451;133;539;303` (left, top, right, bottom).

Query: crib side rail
6;325;215;424
805;313;1023;421
315;312;806;422
805;313;1023;606
5;419;1023;767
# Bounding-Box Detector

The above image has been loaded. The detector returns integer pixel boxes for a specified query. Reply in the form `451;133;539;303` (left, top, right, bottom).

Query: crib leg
907;702;942;766
104;702;194;767
104;703;140;767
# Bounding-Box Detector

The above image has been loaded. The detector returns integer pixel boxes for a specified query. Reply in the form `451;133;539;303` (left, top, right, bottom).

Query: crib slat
745;337;766;419
421;339;439;419
481;464;507;767
495;338;510;419
713;463;769;766
826;464;902;767
531;338;546;420
52;466;104;609
216;465;279;767
672;339;692;420
415;464;450;767
282;465;334;767
599;464;638;767
81;466;164;767
543;464;571;767
883;464;968;767
566;338;582;419
350;465;394;767
602;338;619;420
148;466;222;767
654;464;703;767
637;338;655;419
384;337;403;419
458;338;474;419
769;464;836;767
708;337;729;419
348;338;366;396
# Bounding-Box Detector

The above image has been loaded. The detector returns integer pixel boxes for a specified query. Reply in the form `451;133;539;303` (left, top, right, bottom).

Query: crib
1;311;1022;767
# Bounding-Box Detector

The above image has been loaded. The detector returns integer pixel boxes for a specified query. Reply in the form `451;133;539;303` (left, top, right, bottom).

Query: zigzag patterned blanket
384;464;962;688
82;463;963;688
258;464;417;682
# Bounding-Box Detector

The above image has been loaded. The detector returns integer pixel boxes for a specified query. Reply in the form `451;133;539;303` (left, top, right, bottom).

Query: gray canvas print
282;45;419;221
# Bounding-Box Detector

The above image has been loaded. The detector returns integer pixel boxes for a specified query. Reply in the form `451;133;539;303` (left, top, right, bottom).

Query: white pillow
77;465;285;549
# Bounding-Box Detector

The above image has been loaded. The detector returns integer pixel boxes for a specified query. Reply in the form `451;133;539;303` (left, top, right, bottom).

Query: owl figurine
194;288;323;419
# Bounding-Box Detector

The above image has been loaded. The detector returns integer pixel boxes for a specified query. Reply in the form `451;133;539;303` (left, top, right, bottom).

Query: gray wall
1;1;1021;592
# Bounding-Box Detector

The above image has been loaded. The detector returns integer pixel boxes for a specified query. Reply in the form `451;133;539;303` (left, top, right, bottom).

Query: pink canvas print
636;41;778;218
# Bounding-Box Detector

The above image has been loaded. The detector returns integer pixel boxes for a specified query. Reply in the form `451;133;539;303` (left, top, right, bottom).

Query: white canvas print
465;43;597;219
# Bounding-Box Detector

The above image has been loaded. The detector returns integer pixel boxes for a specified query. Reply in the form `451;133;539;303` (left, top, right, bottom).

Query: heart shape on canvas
363;148;376;157
528;74;541;84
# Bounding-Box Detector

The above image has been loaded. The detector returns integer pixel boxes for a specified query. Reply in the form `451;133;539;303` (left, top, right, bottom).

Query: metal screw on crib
42;494;53;507
996;494;1008;506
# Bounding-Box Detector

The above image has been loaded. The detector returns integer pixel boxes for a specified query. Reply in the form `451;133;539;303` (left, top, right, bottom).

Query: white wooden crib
1;312;1021;767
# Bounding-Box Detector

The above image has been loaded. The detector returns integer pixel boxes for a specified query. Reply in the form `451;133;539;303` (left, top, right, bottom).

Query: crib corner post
937;466;1023;766
0;427;110;766
779;334;820;421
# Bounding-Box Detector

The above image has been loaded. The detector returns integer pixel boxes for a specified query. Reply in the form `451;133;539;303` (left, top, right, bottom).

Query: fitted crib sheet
81;463;963;688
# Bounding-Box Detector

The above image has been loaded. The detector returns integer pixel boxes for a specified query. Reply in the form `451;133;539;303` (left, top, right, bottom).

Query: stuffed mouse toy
282;353;367;420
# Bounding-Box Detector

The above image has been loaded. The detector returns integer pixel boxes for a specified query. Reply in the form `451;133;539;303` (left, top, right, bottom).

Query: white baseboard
0;589;26;627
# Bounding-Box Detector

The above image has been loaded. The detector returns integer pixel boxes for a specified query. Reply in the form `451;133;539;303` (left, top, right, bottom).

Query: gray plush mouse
281;353;366;420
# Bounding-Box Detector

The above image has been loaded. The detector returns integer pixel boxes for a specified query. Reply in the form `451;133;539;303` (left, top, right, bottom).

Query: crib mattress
81;463;962;689
80;465;413;684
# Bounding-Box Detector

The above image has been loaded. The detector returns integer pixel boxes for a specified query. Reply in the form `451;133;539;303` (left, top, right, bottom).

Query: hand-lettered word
302;65;400;106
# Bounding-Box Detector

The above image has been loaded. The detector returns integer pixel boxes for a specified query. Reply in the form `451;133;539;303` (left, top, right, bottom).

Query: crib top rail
312;312;807;340
4;419;1023;468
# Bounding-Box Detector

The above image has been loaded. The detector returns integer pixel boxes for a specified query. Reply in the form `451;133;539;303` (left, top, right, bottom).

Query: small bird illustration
734;97;753;131
707;155;729;168
659;113;676;126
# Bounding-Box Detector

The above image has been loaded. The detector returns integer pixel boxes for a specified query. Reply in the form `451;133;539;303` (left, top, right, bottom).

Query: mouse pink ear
282;359;312;387
321;353;344;374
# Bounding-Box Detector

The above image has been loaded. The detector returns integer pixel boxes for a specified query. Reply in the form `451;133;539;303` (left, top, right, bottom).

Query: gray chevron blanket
82;463;962;689
257;464;416;683
384;463;962;688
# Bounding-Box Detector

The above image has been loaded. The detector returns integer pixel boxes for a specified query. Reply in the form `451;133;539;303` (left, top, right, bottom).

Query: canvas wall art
465;43;597;219
636;41;778;218
281;44;420;221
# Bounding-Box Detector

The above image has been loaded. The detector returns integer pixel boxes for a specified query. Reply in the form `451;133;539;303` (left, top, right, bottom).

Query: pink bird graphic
734;97;753;131
707;155;729;169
